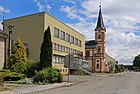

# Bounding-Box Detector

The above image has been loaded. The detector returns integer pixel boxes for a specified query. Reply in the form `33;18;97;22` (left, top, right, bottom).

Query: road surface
31;72;140;94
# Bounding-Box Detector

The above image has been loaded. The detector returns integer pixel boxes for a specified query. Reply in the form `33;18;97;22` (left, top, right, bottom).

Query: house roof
0;29;8;38
85;40;96;49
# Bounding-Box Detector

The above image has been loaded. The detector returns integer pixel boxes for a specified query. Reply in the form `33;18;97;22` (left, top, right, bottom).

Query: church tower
93;5;106;72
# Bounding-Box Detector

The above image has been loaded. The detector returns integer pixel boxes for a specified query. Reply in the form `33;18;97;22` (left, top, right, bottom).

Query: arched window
97;64;99;68
98;34;101;39
86;51;90;57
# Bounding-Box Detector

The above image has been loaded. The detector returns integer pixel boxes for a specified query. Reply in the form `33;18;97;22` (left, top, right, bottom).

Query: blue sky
0;0;140;65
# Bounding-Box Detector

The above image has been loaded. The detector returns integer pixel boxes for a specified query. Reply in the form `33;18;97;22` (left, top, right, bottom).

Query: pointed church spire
95;4;105;30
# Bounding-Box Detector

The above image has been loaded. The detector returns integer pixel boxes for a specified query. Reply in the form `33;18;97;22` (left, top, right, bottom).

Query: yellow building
4;12;85;75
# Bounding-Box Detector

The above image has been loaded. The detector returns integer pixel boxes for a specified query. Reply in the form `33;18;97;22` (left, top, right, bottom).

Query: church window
98;34;101;39
97;64;99;68
97;46;101;53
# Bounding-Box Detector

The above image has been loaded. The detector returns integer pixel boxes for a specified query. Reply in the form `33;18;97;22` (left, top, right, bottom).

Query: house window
56;44;59;50
54;28;59;38
59;45;62;51
71;36;74;44
66;33;70;42
62;46;65;52
97;64;99;68
78;40;81;47
54;56;59;63
86;51;90;57
61;31;65;40
75;38;78;45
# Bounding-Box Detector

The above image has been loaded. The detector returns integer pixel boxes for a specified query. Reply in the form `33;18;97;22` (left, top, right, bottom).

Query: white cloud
60;6;86;22
34;0;45;12
0;6;10;14
34;0;52;12
59;0;140;65
46;4;52;11
63;0;76;4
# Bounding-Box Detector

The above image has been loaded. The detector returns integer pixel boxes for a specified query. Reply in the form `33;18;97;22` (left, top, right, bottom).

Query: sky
0;0;140;65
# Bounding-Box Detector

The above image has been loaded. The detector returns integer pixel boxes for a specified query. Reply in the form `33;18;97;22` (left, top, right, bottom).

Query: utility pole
7;25;14;63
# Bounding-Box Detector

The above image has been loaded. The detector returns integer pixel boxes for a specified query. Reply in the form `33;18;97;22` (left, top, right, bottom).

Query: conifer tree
39;26;52;70
8;37;27;73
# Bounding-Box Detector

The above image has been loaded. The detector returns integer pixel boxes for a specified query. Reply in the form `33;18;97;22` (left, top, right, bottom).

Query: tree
39;26;52;70
7;37;27;73
132;54;140;70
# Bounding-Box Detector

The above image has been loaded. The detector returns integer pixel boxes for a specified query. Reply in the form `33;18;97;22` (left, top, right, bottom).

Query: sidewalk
0;82;73;94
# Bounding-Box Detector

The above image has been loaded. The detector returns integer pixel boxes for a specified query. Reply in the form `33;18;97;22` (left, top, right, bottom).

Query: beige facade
0;30;7;69
4;12;85;75
106;54;116;73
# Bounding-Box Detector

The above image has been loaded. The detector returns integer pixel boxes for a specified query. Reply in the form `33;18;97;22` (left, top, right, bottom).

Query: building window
78;40;81;47
97;64;99;68
24;43;29;57
75;38;78;45
98;34;101;39
54;56;59;63
54;28;59;38
59;45;62;51
86;51;90;57
56;44;59;50
97;46;101;53
66;33;70;42
62;46;65;52
71;36;74;44
61;31;65;40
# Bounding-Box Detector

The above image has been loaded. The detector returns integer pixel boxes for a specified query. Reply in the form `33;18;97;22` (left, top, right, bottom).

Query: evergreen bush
7;37;27;73
33;67;63;84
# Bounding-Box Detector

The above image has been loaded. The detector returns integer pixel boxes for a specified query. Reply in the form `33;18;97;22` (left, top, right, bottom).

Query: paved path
31;72;140;94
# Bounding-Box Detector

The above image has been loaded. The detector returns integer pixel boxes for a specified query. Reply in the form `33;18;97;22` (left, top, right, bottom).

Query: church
85;5;116;73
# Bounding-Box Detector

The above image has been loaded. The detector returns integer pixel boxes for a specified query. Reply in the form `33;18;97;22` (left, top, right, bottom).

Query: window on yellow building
61;31;65;40
71;36;74;44
66;33;70;42
54;28;59;38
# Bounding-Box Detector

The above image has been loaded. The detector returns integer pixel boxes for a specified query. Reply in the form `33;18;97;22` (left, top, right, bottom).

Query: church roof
95;5;105;30
85;40;96;48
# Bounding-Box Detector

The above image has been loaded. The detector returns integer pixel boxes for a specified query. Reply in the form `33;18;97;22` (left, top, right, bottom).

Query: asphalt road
31;72;140;94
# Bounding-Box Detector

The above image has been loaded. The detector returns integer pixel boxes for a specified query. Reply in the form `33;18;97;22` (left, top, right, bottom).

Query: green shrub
33;69;48;84
25;60;39;77
2;70;25;81
33;67;63;84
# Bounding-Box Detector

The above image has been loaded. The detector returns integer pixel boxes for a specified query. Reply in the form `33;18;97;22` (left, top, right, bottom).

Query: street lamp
7;25;14;63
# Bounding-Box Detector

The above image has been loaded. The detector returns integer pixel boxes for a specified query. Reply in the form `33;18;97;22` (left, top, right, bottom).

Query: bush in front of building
25;60;39;78
7;37;27;73
0;70;25;81
33;67;63;84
